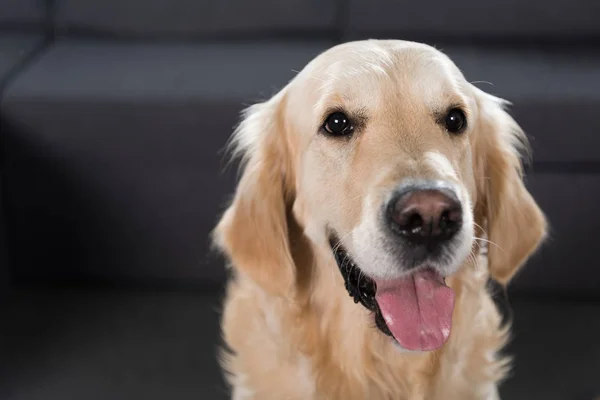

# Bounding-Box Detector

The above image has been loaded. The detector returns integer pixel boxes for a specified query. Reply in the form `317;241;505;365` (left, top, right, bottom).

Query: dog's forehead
298;41;468;113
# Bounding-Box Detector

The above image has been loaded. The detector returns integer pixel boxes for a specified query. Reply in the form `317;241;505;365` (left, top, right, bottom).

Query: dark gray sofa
0;1;599;399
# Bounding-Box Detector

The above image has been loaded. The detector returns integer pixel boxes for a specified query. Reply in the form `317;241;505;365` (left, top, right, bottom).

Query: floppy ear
472;88;547;285
213;92;296;297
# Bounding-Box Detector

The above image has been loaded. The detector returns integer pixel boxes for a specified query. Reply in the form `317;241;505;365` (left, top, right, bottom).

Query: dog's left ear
472;87;548;285
213;91;296;297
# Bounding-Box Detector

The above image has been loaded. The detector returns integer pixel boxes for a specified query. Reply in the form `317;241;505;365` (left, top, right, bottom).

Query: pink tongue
374;269;455;351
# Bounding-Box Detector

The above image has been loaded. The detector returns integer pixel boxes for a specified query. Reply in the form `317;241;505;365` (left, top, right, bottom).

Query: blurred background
0;0;599;399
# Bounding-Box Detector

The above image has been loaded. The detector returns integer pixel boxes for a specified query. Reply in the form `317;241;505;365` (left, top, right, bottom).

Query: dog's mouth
330;239;455;351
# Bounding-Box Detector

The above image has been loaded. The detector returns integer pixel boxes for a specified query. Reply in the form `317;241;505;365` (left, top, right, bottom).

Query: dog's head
214;40;547;352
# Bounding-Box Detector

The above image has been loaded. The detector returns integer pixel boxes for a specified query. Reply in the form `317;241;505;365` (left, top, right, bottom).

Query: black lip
329;238;393;338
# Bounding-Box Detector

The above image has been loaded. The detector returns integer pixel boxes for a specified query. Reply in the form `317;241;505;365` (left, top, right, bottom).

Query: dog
213;39;547;400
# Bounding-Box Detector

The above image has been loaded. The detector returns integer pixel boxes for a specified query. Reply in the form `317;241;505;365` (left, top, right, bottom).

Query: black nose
388;187;462;246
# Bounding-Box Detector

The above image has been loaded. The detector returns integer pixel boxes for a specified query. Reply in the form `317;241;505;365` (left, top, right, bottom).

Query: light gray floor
1;287;598;400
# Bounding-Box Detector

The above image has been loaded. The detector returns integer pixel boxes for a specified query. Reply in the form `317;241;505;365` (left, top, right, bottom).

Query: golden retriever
213;39;547;400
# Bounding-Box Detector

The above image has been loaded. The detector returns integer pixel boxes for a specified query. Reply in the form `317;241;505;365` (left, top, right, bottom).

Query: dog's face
294;42;476;279
215;40;546;352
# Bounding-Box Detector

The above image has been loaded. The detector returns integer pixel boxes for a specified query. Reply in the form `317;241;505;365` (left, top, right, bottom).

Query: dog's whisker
470;80;495;87
330;230;356;283
331;230;354;253
468;250;479;267
472;221;484;231
466;252;475;268
473;221;489;237
472;239;482;253
474;236;505;254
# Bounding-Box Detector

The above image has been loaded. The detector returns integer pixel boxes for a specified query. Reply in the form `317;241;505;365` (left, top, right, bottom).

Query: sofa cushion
0;175;8;290
0;39;333;285
0;34;44;82
55;0;337;38
345;0;600;40
0;33;44;290
0;0;46;29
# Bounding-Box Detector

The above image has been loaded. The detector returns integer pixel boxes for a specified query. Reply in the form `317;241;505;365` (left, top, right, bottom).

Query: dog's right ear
213;91;296;297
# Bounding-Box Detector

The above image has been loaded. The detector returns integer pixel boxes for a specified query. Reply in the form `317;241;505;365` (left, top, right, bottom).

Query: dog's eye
324;112;352;135
444;108;467;134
